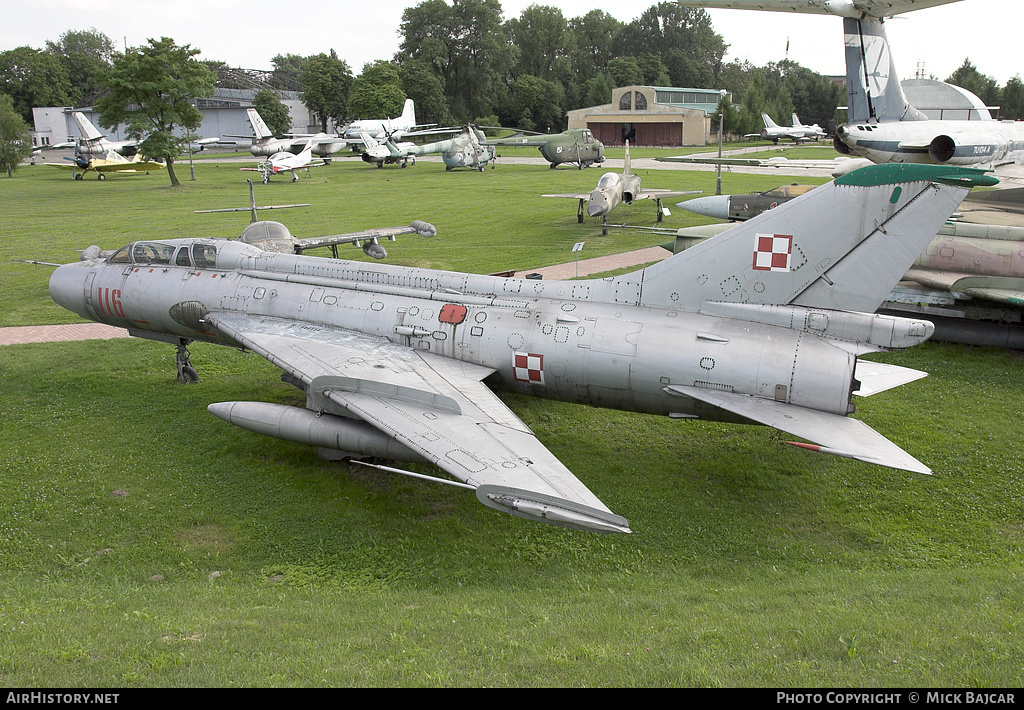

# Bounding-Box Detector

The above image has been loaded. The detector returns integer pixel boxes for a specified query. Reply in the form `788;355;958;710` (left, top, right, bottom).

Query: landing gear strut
176;339;200;384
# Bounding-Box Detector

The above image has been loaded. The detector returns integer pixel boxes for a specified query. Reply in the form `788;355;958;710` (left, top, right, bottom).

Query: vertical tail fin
72;112;104;141
791;113;803;127
635;164;997;313
246;108;275;140
762;113;779;128
400;99;415;126
843;17;928;123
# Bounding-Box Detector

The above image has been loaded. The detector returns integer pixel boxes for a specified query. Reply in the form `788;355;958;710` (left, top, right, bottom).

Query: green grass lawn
0;156;1021;687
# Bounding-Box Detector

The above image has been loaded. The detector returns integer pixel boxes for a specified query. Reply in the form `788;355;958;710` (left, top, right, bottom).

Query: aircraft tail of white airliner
637;164;996;314
399;99;415;127
843;17;930;124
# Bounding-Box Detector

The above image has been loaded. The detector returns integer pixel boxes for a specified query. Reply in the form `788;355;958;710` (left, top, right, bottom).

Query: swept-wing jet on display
676;0;1024;169
46;163;996;533
241;140;325;183
231;108;350;162
751;113;822;144
792;114;827;140
544;142;700;230
45;149;165;180
488;128;606;169
66;111;140;157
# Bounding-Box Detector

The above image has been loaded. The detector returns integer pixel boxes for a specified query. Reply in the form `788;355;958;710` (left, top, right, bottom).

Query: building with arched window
567;85;729;147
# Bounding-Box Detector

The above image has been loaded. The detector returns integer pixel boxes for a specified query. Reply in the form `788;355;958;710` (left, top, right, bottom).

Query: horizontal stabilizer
853;360;928;396
667;385;931;474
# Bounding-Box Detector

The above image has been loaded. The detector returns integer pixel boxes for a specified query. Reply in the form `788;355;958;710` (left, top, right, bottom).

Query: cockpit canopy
106;239;262;269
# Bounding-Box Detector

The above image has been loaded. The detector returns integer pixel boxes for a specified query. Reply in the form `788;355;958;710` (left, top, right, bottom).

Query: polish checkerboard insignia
512;352;545;385
753;233;793;272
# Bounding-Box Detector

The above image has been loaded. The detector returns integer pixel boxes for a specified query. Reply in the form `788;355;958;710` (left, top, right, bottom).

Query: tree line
2;1;1023;178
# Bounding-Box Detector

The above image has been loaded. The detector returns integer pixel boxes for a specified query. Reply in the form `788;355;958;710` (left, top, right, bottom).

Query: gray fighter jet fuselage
47;164;996;533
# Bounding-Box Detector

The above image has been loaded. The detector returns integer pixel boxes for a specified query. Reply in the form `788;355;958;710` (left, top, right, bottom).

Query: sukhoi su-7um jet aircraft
47;163;996;534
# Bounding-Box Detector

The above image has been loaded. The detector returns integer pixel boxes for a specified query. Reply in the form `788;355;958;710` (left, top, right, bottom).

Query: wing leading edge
205;313;631;534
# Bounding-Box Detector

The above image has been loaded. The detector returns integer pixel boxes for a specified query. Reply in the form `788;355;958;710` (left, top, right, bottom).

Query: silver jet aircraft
47;163;995;533
231;108;351;162
545;141;699;230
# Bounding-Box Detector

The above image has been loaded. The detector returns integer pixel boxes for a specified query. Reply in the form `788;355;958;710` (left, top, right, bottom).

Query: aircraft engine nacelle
929;134;997;165
834;134;853;155
622;175;642;204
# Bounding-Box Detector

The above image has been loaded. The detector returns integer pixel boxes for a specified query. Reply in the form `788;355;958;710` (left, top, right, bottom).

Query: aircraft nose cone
48;262;91;319
587;194;609;217
677;195;731;221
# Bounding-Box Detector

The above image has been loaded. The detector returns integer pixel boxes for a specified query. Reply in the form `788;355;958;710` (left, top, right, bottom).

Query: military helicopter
488;128;606;169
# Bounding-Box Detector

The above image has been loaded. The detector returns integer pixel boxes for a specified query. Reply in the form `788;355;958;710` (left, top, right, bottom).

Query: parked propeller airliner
47;163;996;533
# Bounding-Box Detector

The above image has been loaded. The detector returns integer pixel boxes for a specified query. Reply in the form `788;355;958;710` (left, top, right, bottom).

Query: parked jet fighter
66;111;140;158
233;108;351;162
544;142;700;231
241;140;325;183
748;113;822;144
46;163;996;533
792;114;827;140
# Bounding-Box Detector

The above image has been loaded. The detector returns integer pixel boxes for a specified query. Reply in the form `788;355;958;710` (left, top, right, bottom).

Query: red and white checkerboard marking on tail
513;352;545;385
753;233;793;272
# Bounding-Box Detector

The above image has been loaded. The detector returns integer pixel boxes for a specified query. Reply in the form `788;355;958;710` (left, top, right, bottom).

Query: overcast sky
5;0;1020;86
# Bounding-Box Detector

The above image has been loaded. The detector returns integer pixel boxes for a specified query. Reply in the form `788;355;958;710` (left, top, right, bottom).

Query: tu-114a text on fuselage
47;163;997;533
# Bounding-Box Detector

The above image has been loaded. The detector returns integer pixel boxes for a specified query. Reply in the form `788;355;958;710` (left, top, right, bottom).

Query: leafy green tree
615;4;726;87
579;72;614;108
499;73;565;132
399;60;453;127
1000;75;1024;120
506;4;567;83
269;53;305;91
348;61;405;122
95;37;215;187
45;28;116;107
946;59;1000;108
0;47;73;123
0;93;33;177
711;94;742;138
566;9;623;82
606;57;644;87
396;0;515;121
637;53;671;86
300;50;352;131
252;90;292;136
